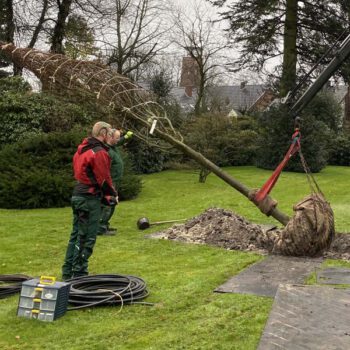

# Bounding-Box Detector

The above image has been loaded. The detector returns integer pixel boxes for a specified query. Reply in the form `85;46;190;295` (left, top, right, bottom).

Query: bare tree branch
171;1;233;115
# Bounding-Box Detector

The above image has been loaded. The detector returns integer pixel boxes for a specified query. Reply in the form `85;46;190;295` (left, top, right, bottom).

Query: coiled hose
0;274;151;310
66;274;150;310
0;274;32;299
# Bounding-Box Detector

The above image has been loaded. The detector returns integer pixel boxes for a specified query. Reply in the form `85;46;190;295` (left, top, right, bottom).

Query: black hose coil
0;274;32;299
66;274;150;310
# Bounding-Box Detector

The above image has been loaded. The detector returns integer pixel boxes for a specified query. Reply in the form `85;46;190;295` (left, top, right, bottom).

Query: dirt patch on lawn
151;207;349;260
326;233;350;260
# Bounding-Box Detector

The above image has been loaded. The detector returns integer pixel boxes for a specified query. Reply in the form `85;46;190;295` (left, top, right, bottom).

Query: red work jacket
72;137;117;197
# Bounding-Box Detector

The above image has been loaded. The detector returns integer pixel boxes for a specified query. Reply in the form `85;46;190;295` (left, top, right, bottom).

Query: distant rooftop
207;84;265;111
168;84;266;113
138;82;349;114
169;87;197;112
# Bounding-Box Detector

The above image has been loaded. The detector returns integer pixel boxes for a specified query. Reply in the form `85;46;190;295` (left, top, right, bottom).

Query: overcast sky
172;0;221;18
21;0;266;88
168;0;267;85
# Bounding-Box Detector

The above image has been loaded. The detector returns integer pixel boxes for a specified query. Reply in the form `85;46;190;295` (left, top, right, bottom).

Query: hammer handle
150;219;187;226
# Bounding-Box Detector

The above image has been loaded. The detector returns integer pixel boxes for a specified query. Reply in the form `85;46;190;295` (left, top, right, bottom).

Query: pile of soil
326;233;350;260
153;207;349;260
152;208;276;255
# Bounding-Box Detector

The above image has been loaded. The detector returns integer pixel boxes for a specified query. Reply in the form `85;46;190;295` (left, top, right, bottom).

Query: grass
1;165;350;349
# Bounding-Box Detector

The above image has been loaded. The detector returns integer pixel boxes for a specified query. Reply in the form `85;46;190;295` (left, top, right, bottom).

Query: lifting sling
254;122;301;204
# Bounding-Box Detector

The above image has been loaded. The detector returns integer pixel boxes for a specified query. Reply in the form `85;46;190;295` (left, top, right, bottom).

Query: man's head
107;128;121;146
92;121;112;143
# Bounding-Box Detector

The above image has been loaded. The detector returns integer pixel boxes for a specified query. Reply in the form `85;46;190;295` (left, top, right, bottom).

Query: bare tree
95;0;170;79
171;2;233;115
50;0;73;53
13;1;55;49
18;0;82;53
28;0;50;48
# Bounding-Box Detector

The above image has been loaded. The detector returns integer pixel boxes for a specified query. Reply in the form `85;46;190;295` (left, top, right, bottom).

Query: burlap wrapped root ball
272;194;334;256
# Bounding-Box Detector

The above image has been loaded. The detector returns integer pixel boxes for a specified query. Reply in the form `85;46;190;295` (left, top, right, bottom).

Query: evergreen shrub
328;133;350;166
183;113;259;167
118;150;143;200
0;76;31;94
306;91;342;132
127;137;167;174
256;104;332;173
0;76;94;147
0;131;141;209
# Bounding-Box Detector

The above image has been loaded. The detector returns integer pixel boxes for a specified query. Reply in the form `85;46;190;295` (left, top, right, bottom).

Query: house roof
207;85;266;111
169;87;197;112
140;82;349;114
169;84;266;112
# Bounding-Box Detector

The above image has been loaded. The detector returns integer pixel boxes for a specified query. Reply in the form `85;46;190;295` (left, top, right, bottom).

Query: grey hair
92;121;112;137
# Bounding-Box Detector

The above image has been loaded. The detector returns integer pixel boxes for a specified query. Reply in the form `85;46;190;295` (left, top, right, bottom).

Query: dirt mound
153;208;276;255
325;233;350;260
153;205;346;259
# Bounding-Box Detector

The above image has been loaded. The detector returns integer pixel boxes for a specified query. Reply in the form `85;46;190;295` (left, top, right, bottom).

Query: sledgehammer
137;217;187;230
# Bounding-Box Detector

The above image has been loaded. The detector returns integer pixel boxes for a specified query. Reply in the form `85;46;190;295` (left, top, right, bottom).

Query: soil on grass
151;207;349;260
326;233;350;260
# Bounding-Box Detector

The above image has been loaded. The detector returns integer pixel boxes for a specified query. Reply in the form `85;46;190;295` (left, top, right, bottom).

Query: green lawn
1;166;350;350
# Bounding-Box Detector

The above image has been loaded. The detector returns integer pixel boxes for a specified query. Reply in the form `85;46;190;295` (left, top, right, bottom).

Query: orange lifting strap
254;126;301;203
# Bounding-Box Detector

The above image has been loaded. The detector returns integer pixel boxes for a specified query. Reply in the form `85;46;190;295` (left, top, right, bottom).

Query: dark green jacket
109;137;126;187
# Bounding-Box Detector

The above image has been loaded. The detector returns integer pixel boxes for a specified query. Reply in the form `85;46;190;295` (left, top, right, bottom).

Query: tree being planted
0;42;334;256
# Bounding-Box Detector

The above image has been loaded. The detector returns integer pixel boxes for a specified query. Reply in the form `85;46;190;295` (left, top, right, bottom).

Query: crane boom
290;34;350;116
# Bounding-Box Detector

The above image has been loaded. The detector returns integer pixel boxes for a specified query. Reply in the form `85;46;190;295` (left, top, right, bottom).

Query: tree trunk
280;0;298;97
4;0;21;75
50;0;73;54
199;168;210;183
195;77;206;116
5;0;14;42
152;126;290;226
28;0;49;49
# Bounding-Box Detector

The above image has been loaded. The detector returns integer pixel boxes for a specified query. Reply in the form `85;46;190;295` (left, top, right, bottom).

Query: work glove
124;131;134;139
102;195;118;206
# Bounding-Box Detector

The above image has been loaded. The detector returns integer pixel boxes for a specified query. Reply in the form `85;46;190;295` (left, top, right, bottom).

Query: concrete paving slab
215;256;322;297
316;267;350;285
258;284;350;350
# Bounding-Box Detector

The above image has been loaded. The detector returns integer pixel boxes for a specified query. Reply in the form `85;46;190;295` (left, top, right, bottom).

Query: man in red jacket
62;121;117;280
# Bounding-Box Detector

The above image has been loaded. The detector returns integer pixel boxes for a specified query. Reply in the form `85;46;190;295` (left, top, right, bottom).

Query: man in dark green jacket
98;129;133;235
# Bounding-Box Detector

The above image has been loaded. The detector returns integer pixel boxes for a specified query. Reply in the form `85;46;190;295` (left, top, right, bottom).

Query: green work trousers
62;195;101;280
98;204;116;234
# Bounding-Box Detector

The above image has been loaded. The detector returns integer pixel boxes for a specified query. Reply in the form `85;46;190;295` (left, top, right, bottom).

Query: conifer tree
211;0;348;95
